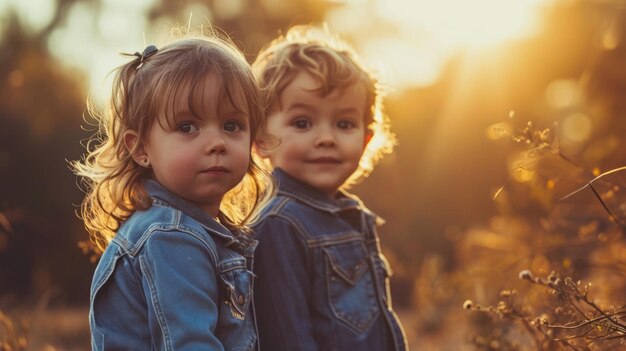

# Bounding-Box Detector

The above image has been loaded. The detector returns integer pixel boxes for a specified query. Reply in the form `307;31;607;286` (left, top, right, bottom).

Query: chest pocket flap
323;241;369;285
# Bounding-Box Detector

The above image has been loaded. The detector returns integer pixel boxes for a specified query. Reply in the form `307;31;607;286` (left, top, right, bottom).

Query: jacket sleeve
253;215;319;351
140;230;224;351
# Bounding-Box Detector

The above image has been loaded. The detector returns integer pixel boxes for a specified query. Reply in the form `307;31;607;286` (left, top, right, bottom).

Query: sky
1;0;549;101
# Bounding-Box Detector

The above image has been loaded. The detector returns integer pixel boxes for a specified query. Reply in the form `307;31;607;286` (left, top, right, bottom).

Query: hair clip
133;44;159;68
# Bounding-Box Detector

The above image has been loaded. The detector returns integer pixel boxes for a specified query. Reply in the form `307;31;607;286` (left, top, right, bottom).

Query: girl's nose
204;132;227;154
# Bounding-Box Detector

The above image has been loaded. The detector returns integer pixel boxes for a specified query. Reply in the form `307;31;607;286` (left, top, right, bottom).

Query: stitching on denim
278;185;339;212
173;209;181;229
258;198;312;241
307;232;363;248
91;248;122;307
378;253;394;277
388;308;409;350
264;196;290;216
91;328;104;350
112;235;130;250
369;253;407;350
323;250;380;334
220;269;252;320
270;213;311;241
169;226;220;268
265;199;369;247
139;255;172;350
323;243;369;285
218;257;247;273
150;201;236;244
128;225;166;256
279;186;366;215
133;224;221;267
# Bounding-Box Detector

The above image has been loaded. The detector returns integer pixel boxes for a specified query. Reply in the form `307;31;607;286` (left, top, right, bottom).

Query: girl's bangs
155;70;208;130
154;68;253;130
218;72;254;121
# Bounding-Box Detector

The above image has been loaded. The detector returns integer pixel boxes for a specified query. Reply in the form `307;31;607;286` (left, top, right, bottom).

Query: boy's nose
315;130;337;147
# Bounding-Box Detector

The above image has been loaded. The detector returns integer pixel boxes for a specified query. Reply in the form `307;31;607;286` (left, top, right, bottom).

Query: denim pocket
324;241;380;333
219;258;253;321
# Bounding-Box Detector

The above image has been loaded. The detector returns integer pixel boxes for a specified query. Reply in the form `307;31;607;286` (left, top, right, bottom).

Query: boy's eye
177;122;199;134
293;119;311;129
337;120;356;130
224;121;243;132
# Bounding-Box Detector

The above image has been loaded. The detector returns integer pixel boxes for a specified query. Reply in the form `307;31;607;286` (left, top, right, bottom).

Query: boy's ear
254;131;281;159
363;129;374;149
253;139;271;159
123;131;151;168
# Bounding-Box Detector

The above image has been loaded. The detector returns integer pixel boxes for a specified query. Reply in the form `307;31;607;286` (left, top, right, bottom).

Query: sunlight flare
376;0;546;49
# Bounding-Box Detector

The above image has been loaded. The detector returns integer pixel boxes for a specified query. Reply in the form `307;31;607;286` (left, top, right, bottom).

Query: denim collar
273;168;380;222
144;179;239;246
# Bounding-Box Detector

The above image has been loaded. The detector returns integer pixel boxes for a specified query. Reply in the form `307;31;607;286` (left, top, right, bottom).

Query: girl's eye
177;122;199;134
224;121;243;132
337;120;356;130
293;119;311;129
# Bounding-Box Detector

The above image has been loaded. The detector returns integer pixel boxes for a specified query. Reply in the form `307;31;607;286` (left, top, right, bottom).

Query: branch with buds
465;270;626;350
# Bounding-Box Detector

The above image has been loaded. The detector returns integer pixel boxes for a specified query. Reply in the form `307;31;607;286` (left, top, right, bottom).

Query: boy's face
263;72;371;196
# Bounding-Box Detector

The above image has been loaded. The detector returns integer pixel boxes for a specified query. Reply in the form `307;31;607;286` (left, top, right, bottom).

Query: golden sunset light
2;0;626;349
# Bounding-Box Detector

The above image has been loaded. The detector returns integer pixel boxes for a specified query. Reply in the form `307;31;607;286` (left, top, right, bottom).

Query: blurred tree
148;0;338;58
0;10;94;305
390;0;626;348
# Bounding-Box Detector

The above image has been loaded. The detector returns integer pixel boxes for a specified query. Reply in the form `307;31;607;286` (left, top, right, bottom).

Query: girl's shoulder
115;204;219;255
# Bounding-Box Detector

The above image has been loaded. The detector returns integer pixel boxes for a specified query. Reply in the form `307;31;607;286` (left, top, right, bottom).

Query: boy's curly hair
253;25;396;187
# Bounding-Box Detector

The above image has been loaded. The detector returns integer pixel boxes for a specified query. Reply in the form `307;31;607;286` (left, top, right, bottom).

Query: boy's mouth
307;157;341;164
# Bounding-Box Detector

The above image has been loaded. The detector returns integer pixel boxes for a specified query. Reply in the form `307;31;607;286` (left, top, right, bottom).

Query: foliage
465;270;626;350
0;310;27;351
459;118;626;350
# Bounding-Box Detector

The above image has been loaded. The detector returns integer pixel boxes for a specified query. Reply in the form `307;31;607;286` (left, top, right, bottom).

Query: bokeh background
1;0;625;349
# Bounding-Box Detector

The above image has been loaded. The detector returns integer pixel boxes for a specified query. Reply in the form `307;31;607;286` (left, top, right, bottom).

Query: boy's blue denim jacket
253;168;408;351
89;180;259;351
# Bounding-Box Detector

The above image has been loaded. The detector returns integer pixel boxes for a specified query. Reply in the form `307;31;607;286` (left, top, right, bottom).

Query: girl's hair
252;25;396;187
74;31;273;253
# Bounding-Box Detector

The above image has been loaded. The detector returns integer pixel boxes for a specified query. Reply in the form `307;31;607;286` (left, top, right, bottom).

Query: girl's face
133;73;251;216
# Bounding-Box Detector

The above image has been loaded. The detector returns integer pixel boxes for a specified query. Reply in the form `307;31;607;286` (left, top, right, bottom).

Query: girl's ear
124;131;151;168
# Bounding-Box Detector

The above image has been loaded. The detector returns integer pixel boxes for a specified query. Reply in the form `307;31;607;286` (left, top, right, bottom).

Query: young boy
252;26;408;350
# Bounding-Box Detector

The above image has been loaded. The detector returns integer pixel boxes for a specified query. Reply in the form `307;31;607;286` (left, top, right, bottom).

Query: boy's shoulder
257;192;327;222
254;192;373;242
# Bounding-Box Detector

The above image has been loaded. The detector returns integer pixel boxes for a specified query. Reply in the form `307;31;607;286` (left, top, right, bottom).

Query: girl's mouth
200;166;229;174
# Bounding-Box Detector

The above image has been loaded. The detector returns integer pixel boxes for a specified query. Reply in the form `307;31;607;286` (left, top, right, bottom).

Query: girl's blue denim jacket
253;169;408;351
89;180;259;351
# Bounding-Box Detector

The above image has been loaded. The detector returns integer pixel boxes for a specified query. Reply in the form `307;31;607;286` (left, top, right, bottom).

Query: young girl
252;26;408;350
74;33;271;350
